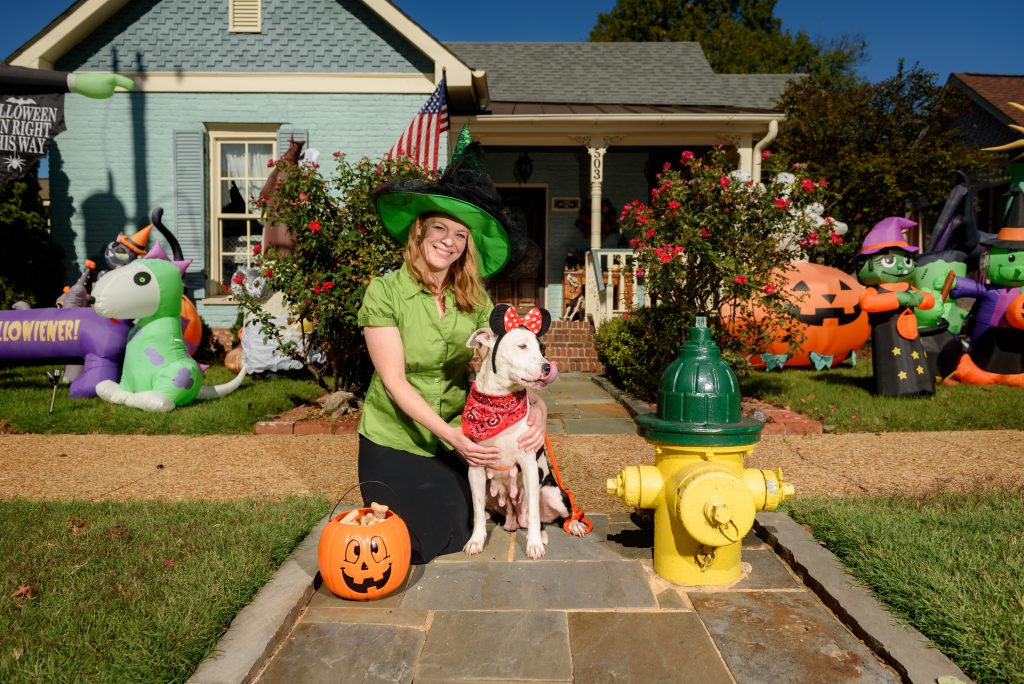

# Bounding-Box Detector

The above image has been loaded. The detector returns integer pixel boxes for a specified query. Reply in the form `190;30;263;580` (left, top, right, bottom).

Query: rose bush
618;146;845;365
235;153;435;392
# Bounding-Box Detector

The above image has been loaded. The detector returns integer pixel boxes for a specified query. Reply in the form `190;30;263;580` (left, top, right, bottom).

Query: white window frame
206;125;277;300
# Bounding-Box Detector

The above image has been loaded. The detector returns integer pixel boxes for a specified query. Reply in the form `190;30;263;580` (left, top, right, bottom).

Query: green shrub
620;146;846;362
0;169;65;308
236;154;435;393
594;304;688;402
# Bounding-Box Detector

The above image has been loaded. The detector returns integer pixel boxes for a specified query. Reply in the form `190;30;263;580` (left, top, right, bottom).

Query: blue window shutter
173;130;207;298
277;128;308;157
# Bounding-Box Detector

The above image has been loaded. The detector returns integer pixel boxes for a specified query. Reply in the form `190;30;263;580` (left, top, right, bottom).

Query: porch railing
585;249;650;329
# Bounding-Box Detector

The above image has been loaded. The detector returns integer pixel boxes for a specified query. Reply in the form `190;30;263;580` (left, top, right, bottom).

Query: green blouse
357;265;492;457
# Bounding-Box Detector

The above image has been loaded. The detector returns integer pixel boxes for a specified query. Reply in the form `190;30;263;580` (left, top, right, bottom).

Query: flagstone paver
417;611;573;681
568;611;735;684
257;622;424;684
692;590;899;683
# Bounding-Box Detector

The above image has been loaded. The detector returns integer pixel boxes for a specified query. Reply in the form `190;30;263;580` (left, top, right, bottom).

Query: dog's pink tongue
542;362;558;384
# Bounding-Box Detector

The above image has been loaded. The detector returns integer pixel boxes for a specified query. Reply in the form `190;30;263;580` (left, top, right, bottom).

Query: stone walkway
186;374;971;684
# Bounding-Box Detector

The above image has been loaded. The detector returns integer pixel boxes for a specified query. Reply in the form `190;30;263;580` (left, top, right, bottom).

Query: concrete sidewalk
187;374;972;684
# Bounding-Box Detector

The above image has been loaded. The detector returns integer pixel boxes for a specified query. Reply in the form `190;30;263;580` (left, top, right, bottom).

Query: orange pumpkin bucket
317;490;412;601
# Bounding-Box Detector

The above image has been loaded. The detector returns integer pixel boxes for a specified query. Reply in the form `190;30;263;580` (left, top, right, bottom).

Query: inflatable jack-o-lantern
318;508;411;601
749;261;870;369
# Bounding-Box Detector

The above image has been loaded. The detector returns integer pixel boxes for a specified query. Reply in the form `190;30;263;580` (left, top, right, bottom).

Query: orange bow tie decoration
503;306;544;334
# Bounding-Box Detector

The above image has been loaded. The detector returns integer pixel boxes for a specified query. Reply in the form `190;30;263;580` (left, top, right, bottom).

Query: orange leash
544;433;593;535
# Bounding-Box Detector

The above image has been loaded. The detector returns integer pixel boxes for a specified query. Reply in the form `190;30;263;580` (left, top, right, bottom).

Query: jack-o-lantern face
722;261;869;368
789;278;861;326
340;535;393;594
318;508;412;601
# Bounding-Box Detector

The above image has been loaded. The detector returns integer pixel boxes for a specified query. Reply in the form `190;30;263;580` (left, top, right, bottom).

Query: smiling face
417;213;469;277
857;248;916;286
986;247;1024;287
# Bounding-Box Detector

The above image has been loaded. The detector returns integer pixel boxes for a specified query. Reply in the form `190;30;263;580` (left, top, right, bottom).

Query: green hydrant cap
635;316;763;446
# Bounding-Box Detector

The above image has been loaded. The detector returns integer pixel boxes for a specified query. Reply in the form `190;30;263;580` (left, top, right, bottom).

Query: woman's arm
518;391;548;453
364;326;499;466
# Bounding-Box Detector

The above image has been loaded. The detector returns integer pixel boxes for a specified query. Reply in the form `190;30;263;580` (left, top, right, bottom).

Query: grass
738;355;1024;432
0;496;329;683
0;363;325;434
784;490;1024;684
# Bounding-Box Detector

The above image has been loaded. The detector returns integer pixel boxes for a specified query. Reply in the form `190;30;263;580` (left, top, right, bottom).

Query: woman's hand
518;397;548;454
447;427;501;467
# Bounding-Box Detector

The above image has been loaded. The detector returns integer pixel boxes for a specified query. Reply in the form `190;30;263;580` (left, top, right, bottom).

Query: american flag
386;75;449;172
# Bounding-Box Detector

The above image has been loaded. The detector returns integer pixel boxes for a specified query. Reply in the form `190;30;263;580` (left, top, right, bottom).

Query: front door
489;187;546;311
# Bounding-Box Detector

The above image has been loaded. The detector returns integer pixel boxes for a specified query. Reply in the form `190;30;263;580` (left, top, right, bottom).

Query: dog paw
463;536;486;555
566;520;588;537
526;537;546;559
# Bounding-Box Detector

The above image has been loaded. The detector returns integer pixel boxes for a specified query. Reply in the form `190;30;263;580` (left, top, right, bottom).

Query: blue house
8;0;796;341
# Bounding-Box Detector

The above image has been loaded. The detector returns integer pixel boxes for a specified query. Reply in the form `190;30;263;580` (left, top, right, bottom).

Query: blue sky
2;0;1017;84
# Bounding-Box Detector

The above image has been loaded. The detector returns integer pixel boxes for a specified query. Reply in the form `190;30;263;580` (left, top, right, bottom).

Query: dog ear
536;307;552;337
489;304;510;334
466;328;496;351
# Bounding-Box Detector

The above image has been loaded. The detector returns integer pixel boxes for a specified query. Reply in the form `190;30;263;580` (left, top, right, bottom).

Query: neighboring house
947;73;1024;231
7;0;796;328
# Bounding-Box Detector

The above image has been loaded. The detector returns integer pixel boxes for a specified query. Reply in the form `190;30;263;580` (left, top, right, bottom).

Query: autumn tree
589;0;862;80
775;61;996;265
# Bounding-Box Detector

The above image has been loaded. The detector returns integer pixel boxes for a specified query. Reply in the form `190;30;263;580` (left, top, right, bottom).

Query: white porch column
586;139;608;250
736;132;753;181
573;136;610;250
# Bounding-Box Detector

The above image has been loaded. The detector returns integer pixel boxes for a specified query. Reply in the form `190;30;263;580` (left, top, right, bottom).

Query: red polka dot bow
503;307;544;334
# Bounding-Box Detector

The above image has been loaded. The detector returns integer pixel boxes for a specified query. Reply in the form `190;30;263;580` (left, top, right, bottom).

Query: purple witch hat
859;216;918;255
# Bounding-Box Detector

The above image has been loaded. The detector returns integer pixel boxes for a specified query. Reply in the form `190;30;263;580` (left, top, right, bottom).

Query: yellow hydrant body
607;317;794;586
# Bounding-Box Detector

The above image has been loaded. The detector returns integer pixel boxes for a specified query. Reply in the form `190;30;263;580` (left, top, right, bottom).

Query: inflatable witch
856;217;935;397
948;189;1024;386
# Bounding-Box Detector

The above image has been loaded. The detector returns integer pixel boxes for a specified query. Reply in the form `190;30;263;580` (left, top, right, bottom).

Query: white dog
462;305;588;559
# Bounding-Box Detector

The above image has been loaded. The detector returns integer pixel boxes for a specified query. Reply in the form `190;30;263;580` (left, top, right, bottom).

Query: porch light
513;150;533;183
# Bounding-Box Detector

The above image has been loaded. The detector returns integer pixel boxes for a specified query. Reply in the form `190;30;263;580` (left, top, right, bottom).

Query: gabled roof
6;0;479;99
445;42;796;111
948;73;1024;126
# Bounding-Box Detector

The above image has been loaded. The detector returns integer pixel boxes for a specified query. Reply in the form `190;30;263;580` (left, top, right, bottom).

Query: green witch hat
374;125;511;277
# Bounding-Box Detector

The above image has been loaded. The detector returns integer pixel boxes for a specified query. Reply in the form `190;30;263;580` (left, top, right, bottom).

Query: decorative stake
45;369;63;413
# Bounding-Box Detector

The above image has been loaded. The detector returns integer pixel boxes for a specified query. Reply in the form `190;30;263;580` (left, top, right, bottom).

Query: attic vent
229;0;261;33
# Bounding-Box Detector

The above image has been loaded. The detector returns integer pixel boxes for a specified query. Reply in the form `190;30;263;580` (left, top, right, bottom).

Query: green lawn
785;490;1024;684
0;364;325;434
738;359;1024;432
0;496;329;683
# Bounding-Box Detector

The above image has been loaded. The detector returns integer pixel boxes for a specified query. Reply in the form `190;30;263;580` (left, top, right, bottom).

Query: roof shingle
445;42;797;111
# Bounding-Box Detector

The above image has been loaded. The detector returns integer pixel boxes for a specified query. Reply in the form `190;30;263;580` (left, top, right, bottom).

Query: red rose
733;275;749;285
308;220;321;232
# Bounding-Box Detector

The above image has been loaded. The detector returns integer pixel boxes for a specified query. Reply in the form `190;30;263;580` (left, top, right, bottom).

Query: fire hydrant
607;317;794;585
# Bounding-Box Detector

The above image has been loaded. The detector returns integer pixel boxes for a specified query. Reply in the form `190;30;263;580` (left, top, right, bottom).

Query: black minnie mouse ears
489;304;551;337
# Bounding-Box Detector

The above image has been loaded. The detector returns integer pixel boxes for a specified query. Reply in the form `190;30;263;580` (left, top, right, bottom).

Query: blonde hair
403;213;488;312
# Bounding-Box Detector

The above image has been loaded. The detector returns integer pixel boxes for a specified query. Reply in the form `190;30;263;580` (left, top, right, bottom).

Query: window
207;127;276;295
229;0;261;33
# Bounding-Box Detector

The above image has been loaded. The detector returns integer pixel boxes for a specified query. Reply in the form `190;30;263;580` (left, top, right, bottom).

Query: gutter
752;119;779;183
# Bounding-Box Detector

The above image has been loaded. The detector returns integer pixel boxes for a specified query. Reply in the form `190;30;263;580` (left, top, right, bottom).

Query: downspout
751;119;779;184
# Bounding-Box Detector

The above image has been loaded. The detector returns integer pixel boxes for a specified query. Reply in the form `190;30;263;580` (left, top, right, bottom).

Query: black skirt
358;434;473;564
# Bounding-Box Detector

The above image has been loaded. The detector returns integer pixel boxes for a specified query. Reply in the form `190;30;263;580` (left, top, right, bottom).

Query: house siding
48;91;436;282
55;0;432;74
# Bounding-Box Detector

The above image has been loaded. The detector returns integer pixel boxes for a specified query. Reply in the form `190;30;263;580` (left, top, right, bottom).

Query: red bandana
461;382;528;441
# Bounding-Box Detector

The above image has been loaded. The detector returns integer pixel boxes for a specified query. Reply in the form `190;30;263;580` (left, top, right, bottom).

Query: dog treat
370;502;389;520
338;509;360;525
